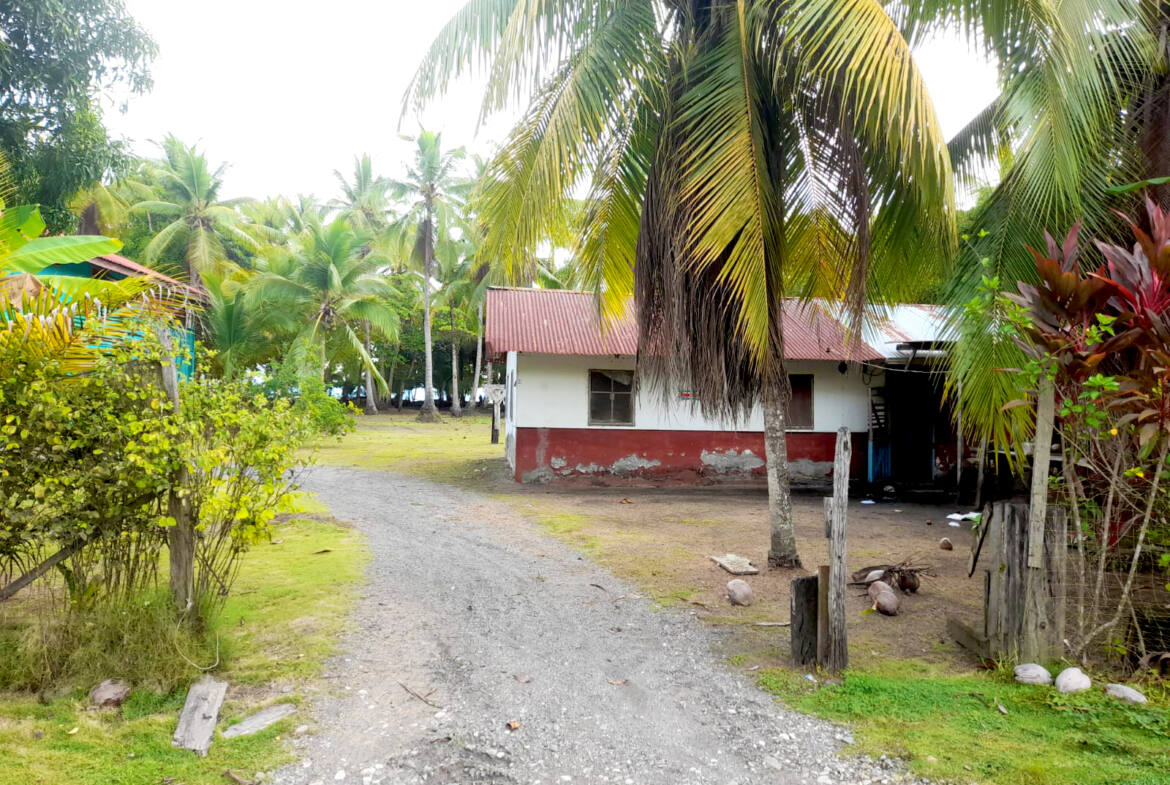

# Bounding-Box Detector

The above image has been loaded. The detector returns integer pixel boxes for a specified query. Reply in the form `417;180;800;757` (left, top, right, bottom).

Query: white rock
726;579;755;607
1104;683;1147;703
1055;667;1091;693
1013;663;1053;685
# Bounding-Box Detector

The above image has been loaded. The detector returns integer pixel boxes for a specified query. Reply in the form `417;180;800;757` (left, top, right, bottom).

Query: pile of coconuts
850;562;931;616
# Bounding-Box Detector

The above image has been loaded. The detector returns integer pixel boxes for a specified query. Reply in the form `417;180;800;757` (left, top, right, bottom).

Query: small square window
789;374;813;429
588;370;635;426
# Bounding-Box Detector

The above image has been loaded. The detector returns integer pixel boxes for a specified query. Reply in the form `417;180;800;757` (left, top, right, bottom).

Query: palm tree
199;268;273;379
129;135;275;285
330;154;391;232
910;5;1161;454
330;154;396;413
247;216;399;389
408;1;952;566
391;131;466;422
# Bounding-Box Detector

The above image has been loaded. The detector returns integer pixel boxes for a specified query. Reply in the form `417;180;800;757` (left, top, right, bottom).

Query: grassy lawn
759;661;1170;785
314;413;1170;785
310;410;503;486
0;496;368;785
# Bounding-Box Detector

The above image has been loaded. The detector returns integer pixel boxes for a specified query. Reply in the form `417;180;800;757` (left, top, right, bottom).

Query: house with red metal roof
485;287;961;489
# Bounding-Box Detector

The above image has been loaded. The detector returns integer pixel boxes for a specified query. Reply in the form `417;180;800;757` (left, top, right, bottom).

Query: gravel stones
273;465;930;785
1055;667;1092;693
938;537;953;551
1013;664;1053;685
726;578;755;606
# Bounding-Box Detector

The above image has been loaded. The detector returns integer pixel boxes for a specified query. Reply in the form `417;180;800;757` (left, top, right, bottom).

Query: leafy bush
261;356;356;437
1007;199;1170;661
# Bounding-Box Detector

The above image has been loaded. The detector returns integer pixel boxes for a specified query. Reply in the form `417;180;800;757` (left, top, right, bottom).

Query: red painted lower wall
513;427;867;484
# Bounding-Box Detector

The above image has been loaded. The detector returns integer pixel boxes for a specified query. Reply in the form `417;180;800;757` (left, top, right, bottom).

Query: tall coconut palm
247;216;399;389
330;154;391;233
390;131;466;422
129;135;275;285
330;154;396;413
408;1;953;566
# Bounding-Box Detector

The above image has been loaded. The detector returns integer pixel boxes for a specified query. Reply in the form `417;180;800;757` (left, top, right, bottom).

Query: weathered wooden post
790;574;819;665
1023;376;1055;662
823;427;850;673
484;383;506;444
156;327;195;620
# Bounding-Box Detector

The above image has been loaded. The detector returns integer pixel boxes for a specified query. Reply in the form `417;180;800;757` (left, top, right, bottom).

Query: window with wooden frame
789;374;814;429
588;369;635;426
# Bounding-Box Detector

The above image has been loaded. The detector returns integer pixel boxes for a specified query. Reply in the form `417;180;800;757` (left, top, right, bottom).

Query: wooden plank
222;703;295;739
790;575;819;666
968;502;993;577
173;675;227;756
1027;377;1055;569
710;554;759;575
947;617;991;660
816;565;830;667
824;427;850;674
1048;506;1068;652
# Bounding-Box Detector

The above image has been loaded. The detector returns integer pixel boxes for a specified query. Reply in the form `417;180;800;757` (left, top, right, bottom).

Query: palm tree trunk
449;308;462;416
764;375;801;568
763;277;801;568
363;321;378;415
472;301;484;408
418;211;439;422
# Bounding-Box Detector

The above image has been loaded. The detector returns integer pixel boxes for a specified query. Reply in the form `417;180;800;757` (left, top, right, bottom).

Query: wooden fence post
824;427;850;673
790;574;818;665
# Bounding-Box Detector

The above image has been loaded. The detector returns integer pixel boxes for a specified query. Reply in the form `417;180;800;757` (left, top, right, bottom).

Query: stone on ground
711;553;759;575
939;537;953;550
1055;667;1091;694
1013;663;1052;685
726;578;754;606
89;679;131;708
222;703;297;738
1104;683;1147;703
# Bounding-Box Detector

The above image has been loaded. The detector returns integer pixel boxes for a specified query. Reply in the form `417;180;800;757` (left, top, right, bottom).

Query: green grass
758;660;1170;785
0;501;368;785
311;411;503;485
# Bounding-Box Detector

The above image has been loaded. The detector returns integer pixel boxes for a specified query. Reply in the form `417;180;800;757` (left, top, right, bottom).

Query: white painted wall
512;352;871;433
505;351;518;468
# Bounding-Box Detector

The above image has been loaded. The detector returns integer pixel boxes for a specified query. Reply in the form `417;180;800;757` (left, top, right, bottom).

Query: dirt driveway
274;466;925;785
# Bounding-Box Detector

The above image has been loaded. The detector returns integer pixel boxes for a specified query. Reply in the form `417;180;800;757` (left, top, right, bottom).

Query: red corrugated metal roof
89;253;183;286
89;254;205;299
485;288;882;361
486;288;637;357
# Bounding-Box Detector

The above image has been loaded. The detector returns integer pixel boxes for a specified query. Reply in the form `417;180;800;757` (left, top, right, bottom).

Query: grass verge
311;411;502;486
758;660;1170;785
0;495;367;785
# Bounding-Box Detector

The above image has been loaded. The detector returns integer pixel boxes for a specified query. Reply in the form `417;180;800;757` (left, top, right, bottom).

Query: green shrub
0;590;217;691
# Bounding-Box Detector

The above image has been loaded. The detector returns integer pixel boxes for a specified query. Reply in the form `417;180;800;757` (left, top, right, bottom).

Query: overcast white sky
101;2;1000;204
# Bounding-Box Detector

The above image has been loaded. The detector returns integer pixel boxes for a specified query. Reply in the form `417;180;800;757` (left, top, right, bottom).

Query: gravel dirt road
274;466;921;785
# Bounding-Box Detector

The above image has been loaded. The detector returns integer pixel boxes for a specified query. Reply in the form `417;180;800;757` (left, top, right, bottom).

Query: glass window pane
611;392;633;424
589;371;609;392
590;392;612;422
606;370;633;392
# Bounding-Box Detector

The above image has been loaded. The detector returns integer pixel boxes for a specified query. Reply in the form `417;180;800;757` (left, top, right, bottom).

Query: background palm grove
2;1;1170;784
